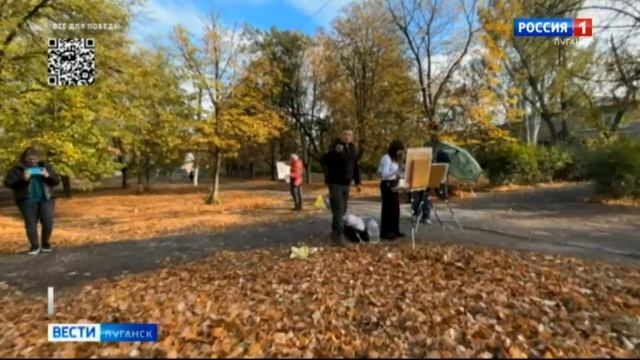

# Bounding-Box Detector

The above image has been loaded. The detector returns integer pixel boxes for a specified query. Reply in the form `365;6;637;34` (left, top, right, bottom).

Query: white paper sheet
277;161;291;180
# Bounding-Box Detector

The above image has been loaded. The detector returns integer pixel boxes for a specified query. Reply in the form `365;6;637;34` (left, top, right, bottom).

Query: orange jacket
290;159;303;186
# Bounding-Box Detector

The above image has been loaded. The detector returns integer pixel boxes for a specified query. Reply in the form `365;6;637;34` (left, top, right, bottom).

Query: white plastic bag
366;218;380;242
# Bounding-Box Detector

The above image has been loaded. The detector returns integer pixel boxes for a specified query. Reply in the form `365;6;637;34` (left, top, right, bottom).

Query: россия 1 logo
514;18;592;37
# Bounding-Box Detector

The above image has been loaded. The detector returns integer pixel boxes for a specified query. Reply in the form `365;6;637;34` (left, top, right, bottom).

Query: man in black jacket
321;129;361;246
3;147;61;254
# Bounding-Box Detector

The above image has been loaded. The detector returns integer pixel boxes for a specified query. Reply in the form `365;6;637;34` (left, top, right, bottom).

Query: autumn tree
0;0;133;193
385;0;478;133
250;28;336;183
174;15;282;204
567;0;640;137
323;0;422;170
444;55;516;152
480;0;598;144
111;48;192;193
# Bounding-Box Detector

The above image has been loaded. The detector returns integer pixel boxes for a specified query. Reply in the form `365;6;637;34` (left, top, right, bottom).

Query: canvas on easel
409;158;429;189
428;163;449;189
404;147;432;190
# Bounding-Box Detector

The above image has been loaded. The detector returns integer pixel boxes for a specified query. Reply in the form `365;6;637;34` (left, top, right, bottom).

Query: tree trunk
137;169;143;195
61;175;71;198
532;113;541;145
610;110;625;133
305;156;312;184
206;149;222;204
144;166;151;191
279;137;285;162
559;119;569;142
541;113;557;144
270;141;276;181
525;113;541;145
557;46;570;143
121;167;128;189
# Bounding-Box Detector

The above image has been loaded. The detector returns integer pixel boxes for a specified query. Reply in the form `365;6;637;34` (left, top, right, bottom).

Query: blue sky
129;0;356;45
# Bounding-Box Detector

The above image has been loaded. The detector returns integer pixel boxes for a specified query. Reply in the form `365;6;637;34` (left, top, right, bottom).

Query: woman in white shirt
378;139;405;240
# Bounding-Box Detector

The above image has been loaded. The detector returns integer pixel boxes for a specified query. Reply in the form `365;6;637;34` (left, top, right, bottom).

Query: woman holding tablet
3;147;61;255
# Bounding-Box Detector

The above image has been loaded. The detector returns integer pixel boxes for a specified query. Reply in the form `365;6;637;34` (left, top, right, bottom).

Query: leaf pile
1;244;639;358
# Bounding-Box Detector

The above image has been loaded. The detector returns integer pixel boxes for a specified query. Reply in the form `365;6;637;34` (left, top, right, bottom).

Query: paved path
347;183;640;259
1;183;639;294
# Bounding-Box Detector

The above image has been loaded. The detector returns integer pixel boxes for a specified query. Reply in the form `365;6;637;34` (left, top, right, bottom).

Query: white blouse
378;154;400;181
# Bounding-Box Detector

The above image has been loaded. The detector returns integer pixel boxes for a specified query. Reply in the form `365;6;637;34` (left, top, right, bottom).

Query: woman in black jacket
3;147;61;254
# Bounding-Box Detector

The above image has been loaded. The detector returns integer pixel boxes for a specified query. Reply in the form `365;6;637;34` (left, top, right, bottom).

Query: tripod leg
446;199;463;231
432;201;444;230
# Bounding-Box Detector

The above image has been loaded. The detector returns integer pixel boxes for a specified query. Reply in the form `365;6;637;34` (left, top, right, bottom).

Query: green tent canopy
434;142;483;182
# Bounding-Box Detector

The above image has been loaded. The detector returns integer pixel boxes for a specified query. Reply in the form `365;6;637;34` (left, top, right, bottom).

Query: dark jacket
3;162;61;202
321;140;361;186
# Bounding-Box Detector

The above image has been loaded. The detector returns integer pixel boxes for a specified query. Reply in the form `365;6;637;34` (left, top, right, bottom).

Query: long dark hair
387;139;404;162
19;147;41;165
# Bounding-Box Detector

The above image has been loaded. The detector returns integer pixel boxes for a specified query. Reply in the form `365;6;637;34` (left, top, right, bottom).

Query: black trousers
380;180;400;237
17;199;55;249
290;182;302;210
328;183;350;242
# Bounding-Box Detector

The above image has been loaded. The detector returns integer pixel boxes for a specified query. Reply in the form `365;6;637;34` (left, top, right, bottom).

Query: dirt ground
0;189;293;254
0;178;385;254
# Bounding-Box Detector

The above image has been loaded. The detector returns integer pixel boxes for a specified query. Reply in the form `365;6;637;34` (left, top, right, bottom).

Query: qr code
48;38;95;86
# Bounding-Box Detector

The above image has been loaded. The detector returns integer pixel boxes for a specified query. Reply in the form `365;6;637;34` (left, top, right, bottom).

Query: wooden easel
395;159;463;249
424;163;463;232
407;158;430;249
393;147;432;249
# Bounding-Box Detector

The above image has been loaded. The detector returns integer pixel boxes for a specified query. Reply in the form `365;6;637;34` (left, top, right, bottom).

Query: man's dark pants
328;183;350;243
411;190;431;220
17;200;55;249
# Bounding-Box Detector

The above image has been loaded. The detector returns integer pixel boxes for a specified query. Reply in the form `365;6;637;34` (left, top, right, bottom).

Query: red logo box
574;18;592;37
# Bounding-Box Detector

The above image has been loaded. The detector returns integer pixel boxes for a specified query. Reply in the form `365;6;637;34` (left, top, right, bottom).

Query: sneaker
41;246;52;253
27;247;40;255
420;218;432;225
395;232;406;238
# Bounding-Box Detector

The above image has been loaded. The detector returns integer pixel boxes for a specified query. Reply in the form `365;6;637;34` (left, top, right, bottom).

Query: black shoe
381;233;397;241
395;232;406;238
41;246;52;253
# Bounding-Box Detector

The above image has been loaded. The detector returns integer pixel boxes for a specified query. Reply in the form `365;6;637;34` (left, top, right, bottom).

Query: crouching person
343;213;369;243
